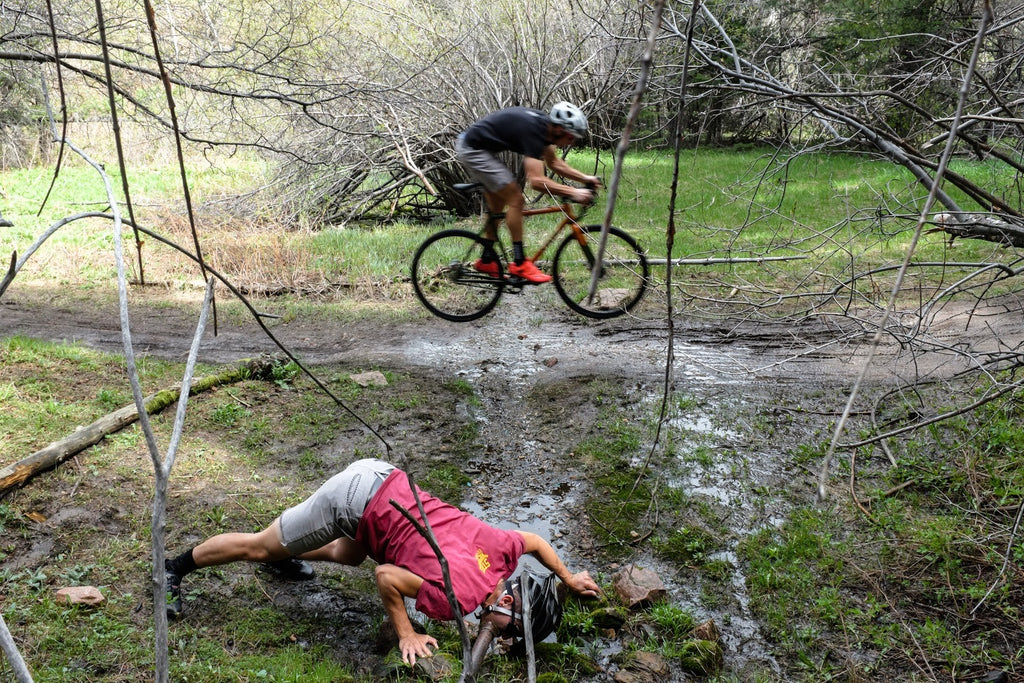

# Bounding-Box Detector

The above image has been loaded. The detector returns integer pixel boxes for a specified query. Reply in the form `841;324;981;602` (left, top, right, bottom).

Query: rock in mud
349;370;388;387
611;565;667;608
414;653;453;680
612;650;670;682
691;618;721;643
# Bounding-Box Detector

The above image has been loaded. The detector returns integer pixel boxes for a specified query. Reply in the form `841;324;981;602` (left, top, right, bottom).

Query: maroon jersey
355;469;525;620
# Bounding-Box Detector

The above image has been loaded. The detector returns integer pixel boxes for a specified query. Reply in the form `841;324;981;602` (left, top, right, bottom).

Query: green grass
4;147;1016;314
0;335;192;456
734;384;1024;680
4;585;359;682
309;222;422;286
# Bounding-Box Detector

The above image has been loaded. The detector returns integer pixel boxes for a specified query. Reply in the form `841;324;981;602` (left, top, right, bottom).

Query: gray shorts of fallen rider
277;458;394;554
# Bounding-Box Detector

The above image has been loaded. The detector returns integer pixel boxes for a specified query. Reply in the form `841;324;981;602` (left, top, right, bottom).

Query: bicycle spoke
411;229;504;322
552;226;648;319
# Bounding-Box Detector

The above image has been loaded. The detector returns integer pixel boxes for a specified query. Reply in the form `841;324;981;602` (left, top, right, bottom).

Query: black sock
513;242;525;265
481;239;497;262
166;548;198;576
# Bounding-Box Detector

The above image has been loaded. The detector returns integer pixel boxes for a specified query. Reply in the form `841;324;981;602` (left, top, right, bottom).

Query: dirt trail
4;284;1020;677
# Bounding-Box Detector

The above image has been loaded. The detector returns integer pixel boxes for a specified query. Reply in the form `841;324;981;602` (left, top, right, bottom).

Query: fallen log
933;212;1024;249
0;356;281;497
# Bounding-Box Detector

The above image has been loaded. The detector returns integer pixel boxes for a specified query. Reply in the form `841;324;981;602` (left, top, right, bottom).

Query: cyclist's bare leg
486;182;530;265
481;202;500;243
485;182;525;243
476;200;501;266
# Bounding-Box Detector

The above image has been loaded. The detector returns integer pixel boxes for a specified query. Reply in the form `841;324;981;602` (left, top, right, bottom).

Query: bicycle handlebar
557;182;600;204
452;180;599;207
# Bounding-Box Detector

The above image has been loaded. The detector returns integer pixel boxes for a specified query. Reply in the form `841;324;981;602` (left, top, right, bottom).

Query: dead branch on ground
0;357;281;497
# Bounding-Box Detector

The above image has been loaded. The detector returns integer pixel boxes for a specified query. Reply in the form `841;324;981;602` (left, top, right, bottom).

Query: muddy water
2;285;840;675
401;292;797;675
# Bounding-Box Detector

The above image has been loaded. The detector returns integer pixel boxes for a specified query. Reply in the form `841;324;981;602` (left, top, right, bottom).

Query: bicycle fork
558;223;602;277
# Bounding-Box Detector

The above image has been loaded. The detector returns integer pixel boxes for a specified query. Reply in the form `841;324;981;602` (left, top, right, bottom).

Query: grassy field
2;146;1017;317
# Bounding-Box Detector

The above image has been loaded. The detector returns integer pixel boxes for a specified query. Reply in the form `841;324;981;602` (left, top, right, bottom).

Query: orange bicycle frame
518;201;589;263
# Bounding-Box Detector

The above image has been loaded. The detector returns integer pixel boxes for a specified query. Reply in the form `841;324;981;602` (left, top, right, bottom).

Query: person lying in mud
163;458;600;666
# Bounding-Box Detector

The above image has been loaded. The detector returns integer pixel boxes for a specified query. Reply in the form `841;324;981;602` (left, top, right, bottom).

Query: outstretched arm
374;564;439;666
517;531;601;597
543;147;602;190
524;154;595;203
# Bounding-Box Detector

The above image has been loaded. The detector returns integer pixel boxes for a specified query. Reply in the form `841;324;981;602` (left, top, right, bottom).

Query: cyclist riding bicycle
455;102;602;284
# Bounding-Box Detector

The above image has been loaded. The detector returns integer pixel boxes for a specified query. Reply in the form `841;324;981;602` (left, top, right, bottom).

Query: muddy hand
566;570;601;597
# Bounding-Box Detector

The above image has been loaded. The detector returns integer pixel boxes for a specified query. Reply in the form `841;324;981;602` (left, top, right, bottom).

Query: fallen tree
933;212;1024;248
0;356;281;497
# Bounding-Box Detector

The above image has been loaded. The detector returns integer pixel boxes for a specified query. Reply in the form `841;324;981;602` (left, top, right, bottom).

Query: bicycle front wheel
411;229;504;322
552;225;648;319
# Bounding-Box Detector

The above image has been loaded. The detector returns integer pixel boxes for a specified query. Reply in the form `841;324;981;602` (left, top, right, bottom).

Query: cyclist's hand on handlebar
582;175;603;190
568;187;596;204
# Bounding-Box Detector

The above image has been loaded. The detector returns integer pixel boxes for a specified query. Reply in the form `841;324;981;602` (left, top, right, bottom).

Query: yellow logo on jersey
476;548;491;573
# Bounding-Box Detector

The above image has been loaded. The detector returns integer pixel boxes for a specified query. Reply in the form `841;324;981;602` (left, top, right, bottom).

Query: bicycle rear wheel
552;225;648;319
411;229;504;322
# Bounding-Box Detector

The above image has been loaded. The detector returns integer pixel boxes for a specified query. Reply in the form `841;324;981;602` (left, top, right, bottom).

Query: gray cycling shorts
455;135;516;192
277;458;395;554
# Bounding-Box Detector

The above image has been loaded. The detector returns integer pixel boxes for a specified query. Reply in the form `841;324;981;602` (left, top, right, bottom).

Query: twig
590;0;666;302
870;393;898;467
93;0;146;285
388;471;473;681
0;612;33;683
971;497;1024;615
883;479;917;498
900;618;940;681
645;255;807;266
0;251;15;298
522;575;535;683
848;446;878;524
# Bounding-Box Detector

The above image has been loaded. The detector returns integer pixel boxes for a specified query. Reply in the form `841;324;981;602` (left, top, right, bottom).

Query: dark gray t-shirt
461;107;551;158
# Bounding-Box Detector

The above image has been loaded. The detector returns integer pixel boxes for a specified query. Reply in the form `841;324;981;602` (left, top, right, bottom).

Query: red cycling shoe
508;259;551;284
473;259;501;277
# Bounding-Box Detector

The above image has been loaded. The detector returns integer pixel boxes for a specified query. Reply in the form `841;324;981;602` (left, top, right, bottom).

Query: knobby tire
552;225;648;319
411;229;504;322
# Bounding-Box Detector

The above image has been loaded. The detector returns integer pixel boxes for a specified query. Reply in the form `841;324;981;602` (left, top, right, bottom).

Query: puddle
402;297;794;676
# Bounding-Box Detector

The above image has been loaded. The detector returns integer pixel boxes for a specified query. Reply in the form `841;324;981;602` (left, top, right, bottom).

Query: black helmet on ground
465;571;563;676
478;571;562;642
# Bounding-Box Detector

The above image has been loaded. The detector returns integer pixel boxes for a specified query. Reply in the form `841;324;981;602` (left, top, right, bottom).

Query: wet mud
3;284;1016;678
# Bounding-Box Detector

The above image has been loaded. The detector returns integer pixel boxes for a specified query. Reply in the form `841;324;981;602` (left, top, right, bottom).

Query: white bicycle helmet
549;101;589;138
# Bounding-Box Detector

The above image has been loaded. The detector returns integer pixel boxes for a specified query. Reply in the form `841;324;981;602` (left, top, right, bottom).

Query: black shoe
260;557;315;581
165;570;183;618
0;218;12;228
